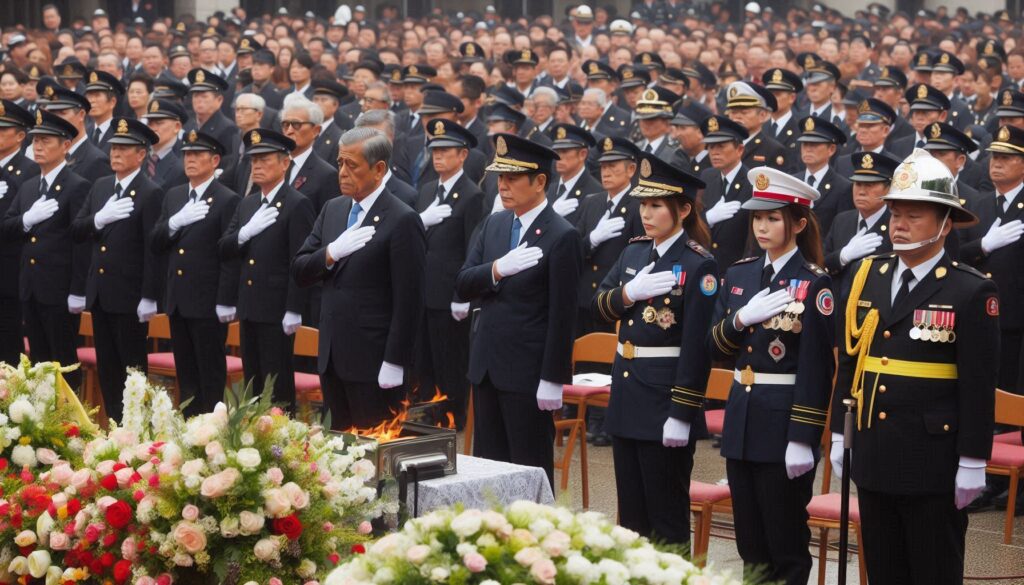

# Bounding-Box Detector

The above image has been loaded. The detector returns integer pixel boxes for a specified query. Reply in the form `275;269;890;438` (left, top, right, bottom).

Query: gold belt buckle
740;365;755;386
622;341;635;360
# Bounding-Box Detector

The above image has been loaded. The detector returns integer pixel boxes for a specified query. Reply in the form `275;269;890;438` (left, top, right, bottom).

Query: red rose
0;458;8;470
100;552;115;567
65;425;80;437
113;559;132;583
104;501;133;530
271;515;303;540
349;544;364;555
112;463;127;472
100;474;118;492
102;532;117;547
67;498;82;517
89;559;103;576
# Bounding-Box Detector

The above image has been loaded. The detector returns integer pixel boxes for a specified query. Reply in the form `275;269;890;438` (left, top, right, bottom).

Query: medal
769;337;786;362
947;311;956;342
642;306;657;324
780;314;793;332
791;280;810;315
671;265;685;296
740;365;755;387
921;311;934;341
791;320;802;334
767;314;779;330
910;310;923;340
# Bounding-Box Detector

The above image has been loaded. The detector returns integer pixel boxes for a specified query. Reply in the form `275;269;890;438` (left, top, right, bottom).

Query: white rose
450;510;483;537
45;565;61;585
14;530;37;547
235;447;261;470
27;550;50;579
253;538;280;561
220;516;240;538
7;556;26;576
429;567;449;582
35;512;54;542
8;399;35;424
11;445;37;468
297;559;316;578
238;511;265;535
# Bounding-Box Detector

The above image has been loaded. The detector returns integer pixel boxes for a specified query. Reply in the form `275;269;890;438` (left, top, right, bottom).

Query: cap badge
640;158;652;178
588;62;599;74
999;126;1011;142
45;86;54;98
521;49;531;61
755;173;769;191
892;163;918;191
116;119;129;134
930;123;941;139
409;65;418;75
728;85;738;99
251;130;262;144
642;53;652;64
707;117;719;132
985;43;994;55
392;70;401;81
804;118;815;132
622;69;634;79
35;111;42;125
917;84;928;99
0;103;4;117
29;66;39;78
433;120;445;135
496;136;508;156
556;127;567;140
197;70;207;84
465;43;476;56
150;101;159;113
603;137;613;151
1004;90;1014;106
861;154;874;169
858;100;870;113
89;72;98;83
918;53;929;65
772;69;783;83
642;88;656;101
881;67;889;77
63;65;73;77
939;52;950;64
241;39;250;49
188;130;198;143
804;55;815;69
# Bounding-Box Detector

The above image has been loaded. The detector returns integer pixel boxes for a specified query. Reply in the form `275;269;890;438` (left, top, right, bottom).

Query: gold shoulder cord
845;258;880;429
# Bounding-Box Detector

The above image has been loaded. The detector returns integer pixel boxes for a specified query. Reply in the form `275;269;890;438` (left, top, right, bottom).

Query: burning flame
345;387;456;441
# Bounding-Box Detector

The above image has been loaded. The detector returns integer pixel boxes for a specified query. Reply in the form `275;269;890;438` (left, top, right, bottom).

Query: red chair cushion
806;493;861;523
225;356;243;374
294;372;321;392
988;442;1024;468
994;432;1022;446
76;347;96;366
147;352;176;370
689;481;732;503
705;409;725;435
562;384;611;398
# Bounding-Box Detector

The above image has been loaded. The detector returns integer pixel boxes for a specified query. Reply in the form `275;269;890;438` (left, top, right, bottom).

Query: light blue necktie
509;217;522;251
347;201;362;230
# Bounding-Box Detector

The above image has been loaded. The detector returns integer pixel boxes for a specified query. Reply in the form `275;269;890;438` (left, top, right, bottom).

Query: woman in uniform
707;166;835;584
591;152;717;545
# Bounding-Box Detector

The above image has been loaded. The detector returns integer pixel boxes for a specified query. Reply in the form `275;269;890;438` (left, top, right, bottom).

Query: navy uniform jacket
832;253;998;494
809;168;853;236
834;148;898;177
72;172;165;313
292;189;425;381
948;97;973;131
672;150;712;177
700;166;753;274
771;114;802;151
593;236;718;441
885;116;915;147
742;130;791;173
0;152;39;300
151;180;241;319
289;151;340;214
456;204;582;391
824;208;892;309
153;149;187;192
959;158;993;194
0;166;91;305
709;252;835;462
416;173;486;309
960;190;1024;330
191;112;241;166
66;139;112;185
545;170;604;226
1;151;40;194
240;82;284;111
313;122;344;168
639;136;679;165
588;104;631;139
575;192;644;308
219;185;314;324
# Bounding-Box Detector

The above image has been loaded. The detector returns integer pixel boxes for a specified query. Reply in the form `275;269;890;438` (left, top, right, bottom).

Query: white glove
0;181;8;199
705;199;742;227
327;226;375;262
662;417;691;447
981;219;1024;255
785;441;815;479
589;215;626;247
93;195;135;229
623;262;677;303
67;295;85;315
378;361;404;389
22;197;59;231
281;311;302;335
736;288;794;328
494;242;544;278
168;199;210;233
215;305;236;323
839;231;884;266
136;298;157;323
419;203;452;228
830;432;845;480
955;456;988;510
237;205;279;245
536;379;563;411
552;197;579;217
450;302;470;321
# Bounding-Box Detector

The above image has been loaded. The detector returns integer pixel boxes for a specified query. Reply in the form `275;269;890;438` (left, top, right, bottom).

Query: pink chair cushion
705;409;725;435
76;347;96;366
294;372;321;392
988;442;1024;468
225;356;243;374
994;432;1022;446
806;493;861;523
147;352;176;370
689;481;732;503
562;385;611;398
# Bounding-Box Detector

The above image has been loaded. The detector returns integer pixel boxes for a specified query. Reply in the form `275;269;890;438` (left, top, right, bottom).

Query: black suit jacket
545;169;604;226
575;192;644;307
66;138;112;185
416;173;486;309
672;149;712;177
392;133;487;188
742;130;792;173
313;122;344;168
888;133;927;160
289;151;340;214
292;189;426;380
152;180;241;318
465;118;492;158
387;175;418;208
807;167;853;236
0;153;39;299
771;113;802;151
240;82;284;111
456;204;582;391
1;166;91;305
72;172;165;313
194;112;241;165
153;149;187;192
589;104;630;138
639;136;679;165
700;166;754;274
960;190;1024;329
219;186;315;323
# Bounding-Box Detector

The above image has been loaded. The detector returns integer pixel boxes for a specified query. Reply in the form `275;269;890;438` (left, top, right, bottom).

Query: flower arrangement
324;500;742;585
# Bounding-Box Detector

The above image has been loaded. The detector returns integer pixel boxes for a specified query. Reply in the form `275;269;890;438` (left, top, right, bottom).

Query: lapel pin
5;165;11;171
207;197;213;203
15;170;21;176
575;189;581;196
825;183;830;189
130;190;136;197
1018;202;1023;209
535;228;541;235
879;263;889;274
276;201;282;208
55;185;61;191
880;225;887;231
452;193;459;199
620;207;626;213
373;215;380;222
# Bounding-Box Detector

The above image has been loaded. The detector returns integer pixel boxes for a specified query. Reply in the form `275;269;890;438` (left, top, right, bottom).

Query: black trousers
169;313;226;417
858;486;967;585
472;376;555;490
726;459;815;585
92;303;147;423
416;308;470;427
611;435;695;545
321;361;403;430
23;298;80;390
0;297;23;366
240;320;295;413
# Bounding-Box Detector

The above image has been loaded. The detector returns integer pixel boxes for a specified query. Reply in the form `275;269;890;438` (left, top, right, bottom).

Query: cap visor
426;138;467;149
741;198;788;211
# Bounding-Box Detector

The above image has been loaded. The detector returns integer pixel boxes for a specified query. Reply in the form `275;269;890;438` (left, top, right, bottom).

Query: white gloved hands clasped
589;215;626;247
237;205;279;244
168;199;210;233
662;417;691;447
839;230;884;266
136;298;157;323
494;242;544;278
785;441;815;479
955;457;987;510
705;199;741;227
736;288;794;328
93;194;134;229
552;197;579;217
536;379;563;411
419;203;452;228
981;219;1024;255
327;226;375;262
215;305;236;323
623;262;677;303
281;311;302;335
450;302;470;322
378;361;404;389
22;197;59;231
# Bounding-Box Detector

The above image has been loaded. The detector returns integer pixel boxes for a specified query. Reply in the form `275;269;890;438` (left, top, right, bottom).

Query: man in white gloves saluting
456;133;582;490
292;127;425;430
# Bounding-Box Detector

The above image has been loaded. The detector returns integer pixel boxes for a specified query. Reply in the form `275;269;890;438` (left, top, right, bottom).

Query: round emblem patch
701;274;718;296
816;289;834;316
987;296;1000;316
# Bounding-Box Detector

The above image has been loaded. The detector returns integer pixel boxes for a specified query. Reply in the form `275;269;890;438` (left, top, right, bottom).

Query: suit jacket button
628;319;634;326
30;237;36;243
712;243;719;249
883;330;891;338
177;269;183;276
178;248;185;255
591;282;597;289
943;424;950;431
247;279;253;286
878;411;887;420
880;357;889;365
623;371;629;378
747;346;753;353
878;385;886;393
249;259;255;265
100;245;107;252
745;386;751;393
98;267;103;274
593;265;598;271
29;258;35;265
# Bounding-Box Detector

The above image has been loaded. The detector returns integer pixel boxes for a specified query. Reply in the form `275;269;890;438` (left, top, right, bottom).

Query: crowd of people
0;2;1022;584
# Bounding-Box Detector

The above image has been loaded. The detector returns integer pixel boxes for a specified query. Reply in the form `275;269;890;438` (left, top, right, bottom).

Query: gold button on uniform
98;268;104;274
176;269;183;276
591;282;597;289
30;237;36;243
100;245;107;252
883;330;891;339
29;258;35;265
878;385;886;393
745;386;751;393
592;265;598;271
178;248;185;255
878;412;887;420
628;319;634;326
623;371;629;378
747;346;753;353
943;424;950;431
881;357;889;365
247;279;253;286
249;259;255;265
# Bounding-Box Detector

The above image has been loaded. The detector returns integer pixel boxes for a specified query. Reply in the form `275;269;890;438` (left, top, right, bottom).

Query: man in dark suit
889;84;951;160
152;131;239;416
71;119;164;422
763;68;804;152
803;58;844;127
0;100;39;365
0;111;87;389
84;70;125;155
44;87;111;185
930;51;974;131
394;91;487;190
796;116;853;235
292;127;425;429
456;133;582;487
239;48;284;111
352;109;421;208
874;67;915;147
414;120;484;427
725;81;791;172
220;129;314;412
579;60;630;139
281;95;341;214
635;87;680;165
142;99;187;191
669;105;712;177
185;68;241;164
925;122;983;206
311;79;348;168
546;124;603;224
835;99;899;177
700;116;753;274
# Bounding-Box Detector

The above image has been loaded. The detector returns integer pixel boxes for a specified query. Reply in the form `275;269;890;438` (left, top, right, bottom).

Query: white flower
7;556;27;576
44;566;61;585
240;432;255;446
450;510;483;537
13;530;36;547
12;445;37;468
429;567;449;582
235;448;261;470
26;550;50;579
8;399;35;424
298;559;317;578
35;512;54;543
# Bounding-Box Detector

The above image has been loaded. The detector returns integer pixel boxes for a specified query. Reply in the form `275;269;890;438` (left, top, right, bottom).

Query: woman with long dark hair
591;152;716;545
708;167;834;584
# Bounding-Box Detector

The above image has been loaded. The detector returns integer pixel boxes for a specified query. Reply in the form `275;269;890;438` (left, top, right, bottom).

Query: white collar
188;175;216;198
352;180;387;214
773;109;793;132
513;198;548;241
655;228;686;257
68;135;88;155
220;61;236;76
763;245;799;278
602;101;612;116
289;147;313;182
321;117;334;131
115;167;142;193
721;163;742;185
40;162;68;191
537;117;553;132
694;150;708;162
646;134;666;152
860;204;887;229
95;118;112;134
559;166;587;195
893;248;945;300
806;165;828;185
259;178;285;204
997;182;1024;208
0;150;17;168
439;169;464;194
292;83;310;95
811;103;829;116
155;142;175;159
608;185;630;209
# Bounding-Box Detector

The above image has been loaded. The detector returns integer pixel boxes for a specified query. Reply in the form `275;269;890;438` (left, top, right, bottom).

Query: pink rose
530;558;557;584
70;469;93;490
49;464;73;487
172;521;207;554
48;532;69;551
35;448;58;466
266;467;284;486
96;460;116;475
357;521;372;535
95;495;118;512
162;443;183;466
268;579;283;585
239;511;265;535
464;552;487;573
204;441;223;458
257;416;274;433
406;544;431;565
114;467;135;488
158;462;176;476
263;488;292;517
282;482;309;510
181;505;199;522
541;530;571;557
121;536;138;561
135;578;156;585
181;459;205;477
253;538;279;561
200;468;240;499
514;547;544;567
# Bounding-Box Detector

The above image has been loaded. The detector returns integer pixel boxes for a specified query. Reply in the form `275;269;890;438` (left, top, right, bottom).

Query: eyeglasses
280;120;315;130
362;95;388;104
235;106;260;113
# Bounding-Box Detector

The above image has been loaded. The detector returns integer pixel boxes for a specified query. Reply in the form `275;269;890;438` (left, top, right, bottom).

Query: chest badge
655;307;677;329
642;305;658;324
671;265;685;295
769;337;786;362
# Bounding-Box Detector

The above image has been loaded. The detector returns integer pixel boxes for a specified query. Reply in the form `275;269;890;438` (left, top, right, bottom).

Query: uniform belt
733;366;797;386
863;357;958;379
617;342;680;359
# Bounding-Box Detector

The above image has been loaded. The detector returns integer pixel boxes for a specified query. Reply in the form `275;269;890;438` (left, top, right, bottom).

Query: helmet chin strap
891;208;950;252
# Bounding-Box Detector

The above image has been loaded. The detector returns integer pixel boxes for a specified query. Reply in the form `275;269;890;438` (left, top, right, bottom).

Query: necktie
893;268;915;306
644;143;653;154
769;121;778;136
648;247;660;264
556;182;566;200
347;201;362;230
411;149;427;188
147;154;158;178
760;265;774;289
858;218;868;232
996;194;1006;220
916;139;926;148
722;175;730;196
38;178;48;199
114;183;123;199
410;114;419;130
605;198;616;217
435;183;446;205
189;189;198;203
509;217;522;251
287;162;296;186
807;174;816;187
93;127;102;144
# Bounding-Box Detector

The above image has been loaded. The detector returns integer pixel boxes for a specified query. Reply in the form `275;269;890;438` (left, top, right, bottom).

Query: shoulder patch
732;256;760;265
687;239;714;259
951;261;988;280
628;236;654;244
804;262;826;277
